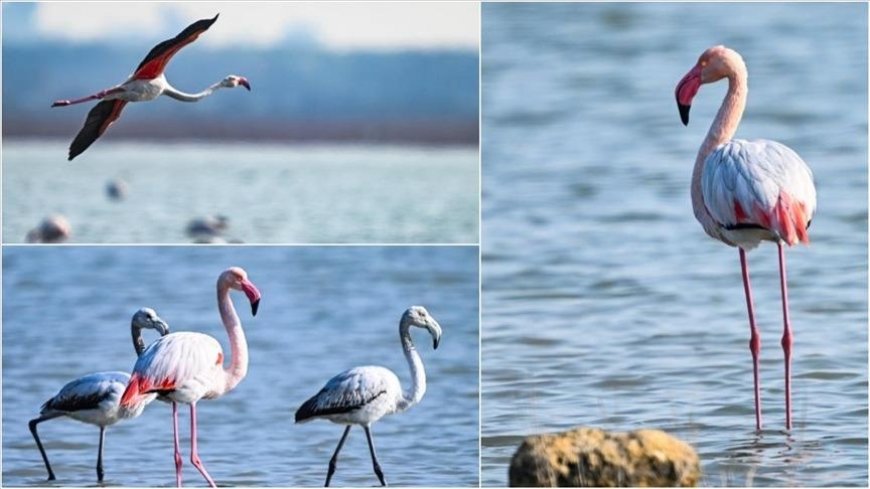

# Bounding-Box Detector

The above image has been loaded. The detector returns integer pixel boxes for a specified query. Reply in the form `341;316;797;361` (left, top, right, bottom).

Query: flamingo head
675;45;745;125
221;267;261;316
132;307;170;336
222;75;251;91
402;306;442;350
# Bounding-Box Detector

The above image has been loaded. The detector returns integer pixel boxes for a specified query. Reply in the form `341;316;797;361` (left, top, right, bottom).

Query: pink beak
675;65;702;125
240;280;261;316
239;77;251;91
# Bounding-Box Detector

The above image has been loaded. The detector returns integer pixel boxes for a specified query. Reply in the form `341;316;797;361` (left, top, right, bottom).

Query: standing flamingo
675;45;816;431
295;306;442;487
119;267;261;488
52;14;251;161
29;308;170;482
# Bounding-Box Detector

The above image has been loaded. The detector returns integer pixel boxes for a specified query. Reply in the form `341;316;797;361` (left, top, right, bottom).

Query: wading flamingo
295;306;442;487
52;15;251;161
119;267;261;488
29;308;170;482
675;45;816;431
25;215;71;243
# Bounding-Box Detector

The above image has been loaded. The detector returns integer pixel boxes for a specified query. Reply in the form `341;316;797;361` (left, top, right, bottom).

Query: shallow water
2;141;479;244
481;3;867;486
2;246;479;487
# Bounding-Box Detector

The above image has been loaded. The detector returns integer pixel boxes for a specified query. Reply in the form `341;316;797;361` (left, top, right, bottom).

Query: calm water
2;246;479;487
2;141;479;244
482;3;867;487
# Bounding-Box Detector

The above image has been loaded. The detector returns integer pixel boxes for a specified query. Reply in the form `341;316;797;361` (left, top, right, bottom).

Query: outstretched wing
68;99;128;161
133;15;219;80
702;139;816;245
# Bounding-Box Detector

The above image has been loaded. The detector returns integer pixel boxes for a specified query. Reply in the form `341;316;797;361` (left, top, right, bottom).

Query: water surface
2;141;479;244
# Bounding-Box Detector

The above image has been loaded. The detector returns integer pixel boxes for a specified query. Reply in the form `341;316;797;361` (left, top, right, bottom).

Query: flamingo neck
217;281;248;394
397;322;426;412
131;323;146;356
691;58;747;240
162;80;223;102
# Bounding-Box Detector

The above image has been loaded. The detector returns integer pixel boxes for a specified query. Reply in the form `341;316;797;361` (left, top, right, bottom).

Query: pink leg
173;402;183;487
190;403;217;488
778;242;793;430
52;87;123;107
739;248;763;431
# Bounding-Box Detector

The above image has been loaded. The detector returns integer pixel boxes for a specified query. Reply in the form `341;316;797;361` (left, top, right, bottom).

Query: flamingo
119;267;261;488
675;45;816;431
295;306;442;487
25;214;71;243
29;308;170;482
52;14;251;161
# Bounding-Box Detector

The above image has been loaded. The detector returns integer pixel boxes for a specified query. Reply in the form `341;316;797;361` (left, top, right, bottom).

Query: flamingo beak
675;65;702;126
241;280;261;316
154;318;171;336
428;319;442;350
239;77;251;91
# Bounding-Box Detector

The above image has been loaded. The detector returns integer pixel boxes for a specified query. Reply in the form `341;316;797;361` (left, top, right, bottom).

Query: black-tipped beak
678;103;691;126
251;299;260;317
433;335;440;350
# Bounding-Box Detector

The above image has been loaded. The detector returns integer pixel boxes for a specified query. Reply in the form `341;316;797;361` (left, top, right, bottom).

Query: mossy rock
509;427;700;487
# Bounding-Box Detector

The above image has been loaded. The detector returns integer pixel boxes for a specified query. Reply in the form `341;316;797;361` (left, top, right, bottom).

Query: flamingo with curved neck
295;306;442;487
676;45;816;431
120;267;261;487
29;308;170;482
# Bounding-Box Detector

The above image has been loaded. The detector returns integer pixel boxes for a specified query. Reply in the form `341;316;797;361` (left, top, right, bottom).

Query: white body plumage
701;138;816;250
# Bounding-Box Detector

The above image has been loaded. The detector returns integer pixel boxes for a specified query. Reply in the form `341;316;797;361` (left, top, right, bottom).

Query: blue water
2;246;479;487
2;141;479;244
482;3;867;486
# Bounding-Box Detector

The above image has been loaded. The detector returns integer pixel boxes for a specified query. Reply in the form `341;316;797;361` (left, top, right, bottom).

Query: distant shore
3;117;478;146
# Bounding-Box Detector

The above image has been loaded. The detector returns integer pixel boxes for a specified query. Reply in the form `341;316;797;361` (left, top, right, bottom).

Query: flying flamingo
295;306;442;487
675;45;816;431
29;308;170;482
52;14;251;161
119;267;261;488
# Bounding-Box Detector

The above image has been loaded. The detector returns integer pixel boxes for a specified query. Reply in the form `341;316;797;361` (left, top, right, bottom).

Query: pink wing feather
701;139;816;246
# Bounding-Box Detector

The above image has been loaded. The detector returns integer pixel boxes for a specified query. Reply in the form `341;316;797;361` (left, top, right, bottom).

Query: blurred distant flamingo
675;45;816;431
52;15;251;161
29;308;169;482
25;215;71;243
295;306;442;487
120;267;261;487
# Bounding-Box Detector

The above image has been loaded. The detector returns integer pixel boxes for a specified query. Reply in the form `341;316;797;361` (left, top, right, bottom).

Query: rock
508;427;700;487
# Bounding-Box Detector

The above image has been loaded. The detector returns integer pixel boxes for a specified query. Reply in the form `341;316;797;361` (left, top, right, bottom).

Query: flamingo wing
125;332;223;399
68;99;128;161
295;366;395;422
41;372;130;415
701;139;816;245
133;15;219;80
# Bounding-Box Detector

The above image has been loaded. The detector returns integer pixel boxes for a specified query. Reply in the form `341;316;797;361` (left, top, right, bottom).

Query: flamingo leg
189;402;217;488
778;242;793;430
28;414;61;481
364;426;387;486
96;426;105;482
172;402;183;487
51;87;124;107
739;248;763;431
325;426;351;487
